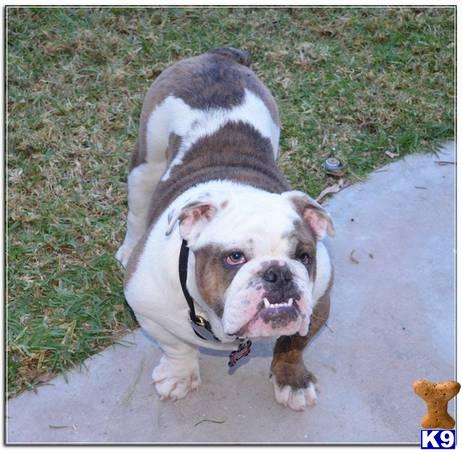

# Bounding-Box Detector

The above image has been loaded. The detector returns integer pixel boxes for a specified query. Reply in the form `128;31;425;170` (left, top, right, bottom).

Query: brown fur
293;219;318;282
124;228;150;285
271;271;333;389
194;245;242;317
146;122;289;227
166;133;182;165
208;47;252;66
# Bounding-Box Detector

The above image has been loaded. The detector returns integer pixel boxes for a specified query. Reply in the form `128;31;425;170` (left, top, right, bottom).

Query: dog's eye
225;251;247;266
299;253;313;267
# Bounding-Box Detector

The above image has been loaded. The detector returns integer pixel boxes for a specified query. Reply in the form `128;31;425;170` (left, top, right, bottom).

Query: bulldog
116;47;334;411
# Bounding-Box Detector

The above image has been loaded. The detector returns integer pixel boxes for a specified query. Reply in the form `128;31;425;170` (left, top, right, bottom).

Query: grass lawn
7;7;454;397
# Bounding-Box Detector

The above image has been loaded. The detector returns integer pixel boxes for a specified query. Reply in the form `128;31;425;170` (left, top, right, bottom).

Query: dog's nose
262;265;293;285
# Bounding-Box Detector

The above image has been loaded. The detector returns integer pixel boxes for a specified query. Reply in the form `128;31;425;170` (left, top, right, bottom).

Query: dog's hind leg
116;161;165;267
116;98;172;268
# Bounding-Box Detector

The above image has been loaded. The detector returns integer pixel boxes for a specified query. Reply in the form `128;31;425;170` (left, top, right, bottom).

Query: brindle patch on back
130;48;279;171
194;245;240;317
146;122;289;227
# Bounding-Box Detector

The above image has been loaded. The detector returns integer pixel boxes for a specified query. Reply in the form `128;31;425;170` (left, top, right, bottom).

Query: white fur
190;188;298;250
134;315;201;399
312;242;332;302
272;377;317;411
152;355;201;400
125;181;253;351
143;89;280;181
116;162;166;267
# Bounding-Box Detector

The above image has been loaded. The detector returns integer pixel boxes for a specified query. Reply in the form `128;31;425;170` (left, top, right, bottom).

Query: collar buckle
194;315;207;327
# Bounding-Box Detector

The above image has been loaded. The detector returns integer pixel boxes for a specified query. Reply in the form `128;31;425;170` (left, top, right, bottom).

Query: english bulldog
117;47;334;411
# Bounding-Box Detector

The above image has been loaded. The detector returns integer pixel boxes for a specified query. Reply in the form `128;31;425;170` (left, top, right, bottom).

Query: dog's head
167;188;334;339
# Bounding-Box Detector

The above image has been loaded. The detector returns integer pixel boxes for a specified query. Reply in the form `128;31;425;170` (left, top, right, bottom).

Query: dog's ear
166;193;224;242
283;191;335;240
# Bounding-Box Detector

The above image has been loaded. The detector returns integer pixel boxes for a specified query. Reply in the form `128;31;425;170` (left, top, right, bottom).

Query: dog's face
168;188;334;339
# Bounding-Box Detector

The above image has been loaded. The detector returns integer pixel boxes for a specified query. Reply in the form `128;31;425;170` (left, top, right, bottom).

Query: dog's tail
207;47;252;67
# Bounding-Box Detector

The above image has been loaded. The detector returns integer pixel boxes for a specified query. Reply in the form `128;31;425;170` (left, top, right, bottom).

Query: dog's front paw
152;355;201;400
271;361;317;411
272;377;317;411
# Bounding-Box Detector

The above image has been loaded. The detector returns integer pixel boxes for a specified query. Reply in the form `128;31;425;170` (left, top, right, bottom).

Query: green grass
7;7;454;397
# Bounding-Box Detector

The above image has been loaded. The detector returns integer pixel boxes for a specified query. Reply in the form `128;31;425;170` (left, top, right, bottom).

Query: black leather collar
179;239;222;342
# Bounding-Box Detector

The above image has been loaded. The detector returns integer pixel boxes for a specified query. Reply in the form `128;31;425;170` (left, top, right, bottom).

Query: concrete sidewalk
7;142;455;444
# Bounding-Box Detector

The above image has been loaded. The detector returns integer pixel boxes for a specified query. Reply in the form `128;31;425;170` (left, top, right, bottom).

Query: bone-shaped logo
413;379;460;429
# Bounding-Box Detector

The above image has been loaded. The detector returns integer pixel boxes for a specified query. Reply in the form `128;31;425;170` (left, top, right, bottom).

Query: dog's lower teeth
263;299;294;309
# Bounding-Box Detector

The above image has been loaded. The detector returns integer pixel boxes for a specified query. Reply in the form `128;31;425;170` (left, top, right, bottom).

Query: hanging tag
191;317;221;342
228;340;252;367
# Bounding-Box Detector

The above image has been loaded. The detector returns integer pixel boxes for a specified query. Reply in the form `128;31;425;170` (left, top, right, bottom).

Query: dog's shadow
140;327;275;374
